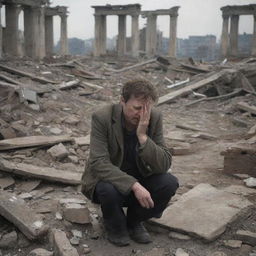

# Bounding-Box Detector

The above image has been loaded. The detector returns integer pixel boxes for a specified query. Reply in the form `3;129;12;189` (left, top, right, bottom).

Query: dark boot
104;222;130;247
127;222;152;244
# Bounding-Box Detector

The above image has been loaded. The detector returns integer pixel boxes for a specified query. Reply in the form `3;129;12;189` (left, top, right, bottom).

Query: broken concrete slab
51;229;79;256
0;176;15;189
16;180;41;192
62;203;90;224
222;239;242;248
153;183;252;241
27;248;53;256
0;159;82;185
0;135;73;151
0;191;49;240
235;230;256;246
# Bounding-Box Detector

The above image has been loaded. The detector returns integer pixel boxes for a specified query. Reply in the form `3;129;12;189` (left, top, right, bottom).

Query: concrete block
47;143;68;160
62;203;90;224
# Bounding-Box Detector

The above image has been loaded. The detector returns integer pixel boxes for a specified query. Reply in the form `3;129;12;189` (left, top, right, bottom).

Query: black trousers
93;173;179;232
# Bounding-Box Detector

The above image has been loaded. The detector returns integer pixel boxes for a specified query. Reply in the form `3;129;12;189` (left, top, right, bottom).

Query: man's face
121;95;151;128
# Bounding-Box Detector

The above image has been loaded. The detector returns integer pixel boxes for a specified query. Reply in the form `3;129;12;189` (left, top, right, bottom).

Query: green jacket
82;103;172;200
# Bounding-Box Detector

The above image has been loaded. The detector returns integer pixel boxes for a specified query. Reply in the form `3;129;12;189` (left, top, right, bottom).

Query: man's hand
136;100;153;145
131;182;154;209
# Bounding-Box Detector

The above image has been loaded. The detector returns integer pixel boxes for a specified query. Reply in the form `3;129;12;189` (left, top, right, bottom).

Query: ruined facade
92;4;179;58
220;4;256;57
0;0;69;59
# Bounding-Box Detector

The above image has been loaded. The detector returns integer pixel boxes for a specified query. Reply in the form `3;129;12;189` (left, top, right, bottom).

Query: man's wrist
138;135;147;145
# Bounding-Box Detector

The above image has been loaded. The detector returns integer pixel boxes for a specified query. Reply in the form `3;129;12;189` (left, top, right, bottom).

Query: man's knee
94;182;122;204
165;173;179;196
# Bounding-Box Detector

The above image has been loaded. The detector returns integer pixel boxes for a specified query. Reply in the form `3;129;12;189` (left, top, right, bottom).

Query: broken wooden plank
112;58;157;73
0;135;73;151
181;63;210;73
237;102;256;115
0;64;59;84
0;159;82;185
157;69;237;105
81;81;103;90
72;69;102;80
58;79;80;90
0;73;23;85
0;190;49;240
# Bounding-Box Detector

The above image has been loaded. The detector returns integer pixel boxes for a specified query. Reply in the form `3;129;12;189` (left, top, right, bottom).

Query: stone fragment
59;198;87;205
0;176;15;189
49;128;62;135
235;230;256;246
175;248;189;256
16;180;41;193
153;183;252;241
19;193;33;200
28;248;53;256
244;177;256;188
62;203;90;224
47;143;68;160
68;155;79;164
0;231;17;248
70;236;80;245
208;252;227;256
223;239;242;248
74;135;90;146
64;116;80;125
169;231;191;240
51;229;79;256
71;230;82;238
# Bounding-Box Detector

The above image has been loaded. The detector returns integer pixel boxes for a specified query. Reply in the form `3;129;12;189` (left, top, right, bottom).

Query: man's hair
121;79;158;103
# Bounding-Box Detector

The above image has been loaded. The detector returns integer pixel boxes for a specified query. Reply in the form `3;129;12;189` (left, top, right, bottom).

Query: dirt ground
0;56;255;256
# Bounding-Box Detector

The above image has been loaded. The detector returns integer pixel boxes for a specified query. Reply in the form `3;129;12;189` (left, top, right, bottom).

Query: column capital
222;14;229;19
170;14;178;18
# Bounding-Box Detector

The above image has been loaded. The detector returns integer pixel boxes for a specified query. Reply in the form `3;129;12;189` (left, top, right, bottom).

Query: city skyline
50;0;255;42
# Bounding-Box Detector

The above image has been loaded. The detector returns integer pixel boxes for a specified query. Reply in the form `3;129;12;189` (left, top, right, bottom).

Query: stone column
220;14;230;57
117;15;126;56
230;14;239;56
252;15;256;56
5;4;20;56
169;14;178;57
45;15;54;56
100;15;106;55
24;6;42;59
60;15;68;55
0;4;2;58
146;14;157;56
38;7;46;59
131;14;139;57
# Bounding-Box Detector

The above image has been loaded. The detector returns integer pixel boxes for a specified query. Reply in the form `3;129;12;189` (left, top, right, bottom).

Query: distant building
176;35;218;61
238;33;253;56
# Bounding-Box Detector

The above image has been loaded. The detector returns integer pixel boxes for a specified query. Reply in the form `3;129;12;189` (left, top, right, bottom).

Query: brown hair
121;79;158;103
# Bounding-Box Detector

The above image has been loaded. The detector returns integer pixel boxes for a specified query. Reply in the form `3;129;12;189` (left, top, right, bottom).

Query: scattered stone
55;212;63;220
244;177;256;188
71;230;82;238
47;143;68;160
18;193;33;200
49;128;62;135
16;180;41;193
169;231;191;240
27;248;53;256
70;236;80;245
0;231;17;248
153;183;252;241
235;230;256;246
232;173;251;180
0;176;15;189
62;203;90;224
223;239;242;248
59;198;87;205
83;247;91;254
208;252;227;256
68;155;79;164
175;248;189;256
145;248;165;256
74;135;90;146
63;116;80;125
51;229;79;256
191;132;218;141
222;185;256;196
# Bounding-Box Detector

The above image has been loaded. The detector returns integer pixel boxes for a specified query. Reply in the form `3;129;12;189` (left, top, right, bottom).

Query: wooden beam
0;159;82;185
237;102;256;115
0;64;59;84
157;69;237;105
0;135;73;151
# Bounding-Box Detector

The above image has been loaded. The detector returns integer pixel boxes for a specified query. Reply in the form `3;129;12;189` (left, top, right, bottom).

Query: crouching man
82;79;179;246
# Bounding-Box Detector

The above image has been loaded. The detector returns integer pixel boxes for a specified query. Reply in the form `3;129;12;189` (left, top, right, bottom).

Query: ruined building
0;0;68;59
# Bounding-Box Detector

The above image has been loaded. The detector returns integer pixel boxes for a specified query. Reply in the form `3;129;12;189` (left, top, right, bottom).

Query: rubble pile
0;55;255;256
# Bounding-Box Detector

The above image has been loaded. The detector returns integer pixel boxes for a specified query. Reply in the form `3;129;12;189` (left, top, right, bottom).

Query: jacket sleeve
89;112;137;194
137;112;172;176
